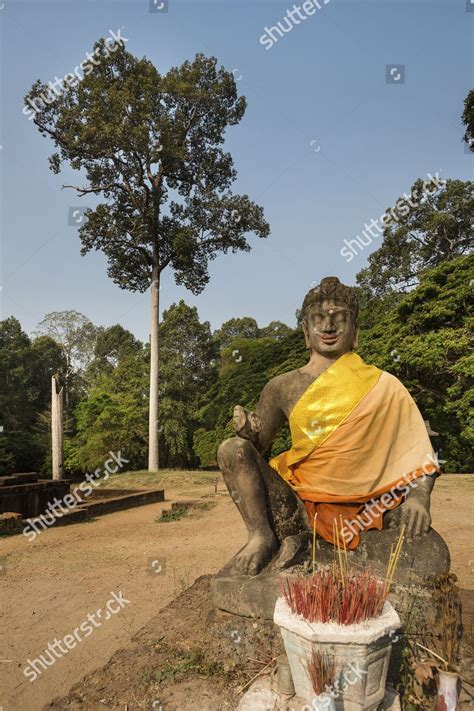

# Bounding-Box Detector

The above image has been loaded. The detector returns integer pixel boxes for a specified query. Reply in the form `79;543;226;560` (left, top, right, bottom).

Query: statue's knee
217;437;254;469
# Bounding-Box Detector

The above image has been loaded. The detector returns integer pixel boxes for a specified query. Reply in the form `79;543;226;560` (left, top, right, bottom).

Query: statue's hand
233;405;261;445
388;497;431;541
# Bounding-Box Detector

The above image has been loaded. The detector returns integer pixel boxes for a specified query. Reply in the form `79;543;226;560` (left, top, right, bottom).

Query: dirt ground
0;472;472;711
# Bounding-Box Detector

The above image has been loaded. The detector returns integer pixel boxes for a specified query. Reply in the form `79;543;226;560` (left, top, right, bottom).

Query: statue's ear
302;320;311;349
352;324;359;350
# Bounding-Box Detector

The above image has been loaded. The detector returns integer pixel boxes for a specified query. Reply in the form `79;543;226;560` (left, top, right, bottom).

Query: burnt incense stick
384;525;405;594
334;519;345;589
339;514;348;574
312;512;318;574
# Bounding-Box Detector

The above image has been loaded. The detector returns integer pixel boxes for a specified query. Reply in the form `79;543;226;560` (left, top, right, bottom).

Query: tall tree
259;320;293;341
214;316;260;349
89;324;141;376
356;179;473;298
35;310;98;408
462;89;474;152
0;317;66;473
26;44;269;470
159;300;217;467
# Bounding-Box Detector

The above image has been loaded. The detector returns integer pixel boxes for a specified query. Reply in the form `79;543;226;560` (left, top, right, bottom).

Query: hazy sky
1;0;472;341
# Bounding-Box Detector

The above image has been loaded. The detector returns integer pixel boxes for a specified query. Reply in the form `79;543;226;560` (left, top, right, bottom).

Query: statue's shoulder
379;369;412;395
263;368;304;394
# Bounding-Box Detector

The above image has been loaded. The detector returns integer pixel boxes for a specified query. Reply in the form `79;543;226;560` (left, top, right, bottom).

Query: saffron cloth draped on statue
269;352;438;549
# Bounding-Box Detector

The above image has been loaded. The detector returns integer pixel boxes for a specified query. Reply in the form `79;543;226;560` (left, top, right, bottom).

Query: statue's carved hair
301;277;359;322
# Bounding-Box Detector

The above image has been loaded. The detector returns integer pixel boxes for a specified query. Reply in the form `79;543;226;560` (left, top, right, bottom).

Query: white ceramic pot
274;597;400;711
435;670;460;711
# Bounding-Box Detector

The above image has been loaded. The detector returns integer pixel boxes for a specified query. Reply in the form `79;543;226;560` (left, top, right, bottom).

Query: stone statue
217;277;449;586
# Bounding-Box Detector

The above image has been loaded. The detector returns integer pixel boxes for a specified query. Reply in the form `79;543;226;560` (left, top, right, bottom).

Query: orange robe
269;353;438;549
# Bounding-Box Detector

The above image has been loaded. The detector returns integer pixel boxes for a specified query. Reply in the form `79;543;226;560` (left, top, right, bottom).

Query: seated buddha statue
217;277;450;580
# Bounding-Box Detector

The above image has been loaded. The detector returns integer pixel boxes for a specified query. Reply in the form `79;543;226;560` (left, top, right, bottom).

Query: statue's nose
322;319;336;332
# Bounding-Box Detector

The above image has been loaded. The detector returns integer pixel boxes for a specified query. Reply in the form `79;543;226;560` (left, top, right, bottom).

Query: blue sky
0;0;472;341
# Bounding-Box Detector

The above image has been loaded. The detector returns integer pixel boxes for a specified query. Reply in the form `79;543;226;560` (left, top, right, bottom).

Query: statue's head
301;277;359;357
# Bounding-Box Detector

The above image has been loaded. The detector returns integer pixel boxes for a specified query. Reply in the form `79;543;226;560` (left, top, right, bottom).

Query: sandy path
0;490;246;711
0;475;472;711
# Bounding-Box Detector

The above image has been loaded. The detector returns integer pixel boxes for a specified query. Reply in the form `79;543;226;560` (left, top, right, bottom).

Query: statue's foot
221;532;278;577
270;531;311;572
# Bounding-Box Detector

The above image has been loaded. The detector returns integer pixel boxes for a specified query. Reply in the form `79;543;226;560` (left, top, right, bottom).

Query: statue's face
303;299;357;357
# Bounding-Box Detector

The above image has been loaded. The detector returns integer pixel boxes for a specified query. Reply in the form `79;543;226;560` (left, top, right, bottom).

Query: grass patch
95;469;219;491
156;500;216;523
154;648;221;683
157;507;188;523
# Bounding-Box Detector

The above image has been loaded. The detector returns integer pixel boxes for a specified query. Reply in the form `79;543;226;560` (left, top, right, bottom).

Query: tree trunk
148;269;160;471
51;374;64;480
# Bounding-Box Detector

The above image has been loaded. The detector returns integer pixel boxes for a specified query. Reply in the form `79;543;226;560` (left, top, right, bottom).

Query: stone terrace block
0;472;70;518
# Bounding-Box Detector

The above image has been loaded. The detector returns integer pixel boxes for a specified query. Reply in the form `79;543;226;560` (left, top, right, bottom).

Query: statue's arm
407;471;436;504
254;380;286;454
233;379;286;454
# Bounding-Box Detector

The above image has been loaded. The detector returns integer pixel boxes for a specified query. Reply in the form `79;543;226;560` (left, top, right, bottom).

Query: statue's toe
270;532;310;571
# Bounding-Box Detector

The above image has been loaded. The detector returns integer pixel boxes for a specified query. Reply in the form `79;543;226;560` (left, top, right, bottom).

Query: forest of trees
1;247;472;474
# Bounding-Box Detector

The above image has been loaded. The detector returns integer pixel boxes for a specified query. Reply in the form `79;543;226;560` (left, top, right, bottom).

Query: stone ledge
19;489;166;533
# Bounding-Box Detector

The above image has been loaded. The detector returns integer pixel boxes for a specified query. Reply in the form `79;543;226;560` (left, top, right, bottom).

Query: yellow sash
270;352;381;473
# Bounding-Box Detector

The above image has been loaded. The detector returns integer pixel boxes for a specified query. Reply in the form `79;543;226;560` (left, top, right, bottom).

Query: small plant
156;507;188;523
427;572;462;672
154;648;221;683
305;648;336;695
156;500;216;523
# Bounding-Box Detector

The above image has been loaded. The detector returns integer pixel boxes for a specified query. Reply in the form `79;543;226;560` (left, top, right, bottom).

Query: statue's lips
320;334;339;345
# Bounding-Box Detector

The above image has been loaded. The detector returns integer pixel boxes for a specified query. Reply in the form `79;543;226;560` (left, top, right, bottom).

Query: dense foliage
1;253;472;474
